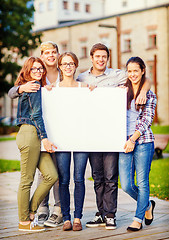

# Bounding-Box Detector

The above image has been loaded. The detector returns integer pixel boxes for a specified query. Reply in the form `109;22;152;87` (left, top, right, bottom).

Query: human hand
135;90;147;105
89;85;97;91
124;139;135;153
42;138;57;153
44;85;53;91
18;81;40;93
44;83;56;91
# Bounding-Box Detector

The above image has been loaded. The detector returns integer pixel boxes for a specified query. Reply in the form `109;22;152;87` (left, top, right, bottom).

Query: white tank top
56;82;82;88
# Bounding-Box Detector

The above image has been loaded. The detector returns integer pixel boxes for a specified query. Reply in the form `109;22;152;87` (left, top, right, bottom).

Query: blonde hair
40;41;59;54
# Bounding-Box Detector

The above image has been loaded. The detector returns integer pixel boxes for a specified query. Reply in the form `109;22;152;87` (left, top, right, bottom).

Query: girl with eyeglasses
53;52;89;231
15;57;58;232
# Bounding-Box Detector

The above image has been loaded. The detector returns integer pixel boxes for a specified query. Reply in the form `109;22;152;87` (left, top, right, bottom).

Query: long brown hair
15;57;47;87
125;57;146;111
58;52;78;81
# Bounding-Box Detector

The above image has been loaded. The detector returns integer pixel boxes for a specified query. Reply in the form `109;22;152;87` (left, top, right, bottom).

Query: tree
0;0;42;97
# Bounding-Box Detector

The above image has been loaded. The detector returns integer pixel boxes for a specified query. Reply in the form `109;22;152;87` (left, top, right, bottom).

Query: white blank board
41;87;126;152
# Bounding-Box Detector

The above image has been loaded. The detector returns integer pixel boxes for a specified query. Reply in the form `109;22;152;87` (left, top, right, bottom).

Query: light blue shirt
77;67;127;87
127;99;139;136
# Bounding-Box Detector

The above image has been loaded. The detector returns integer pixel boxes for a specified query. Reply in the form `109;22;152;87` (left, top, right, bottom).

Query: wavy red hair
15;57;47;87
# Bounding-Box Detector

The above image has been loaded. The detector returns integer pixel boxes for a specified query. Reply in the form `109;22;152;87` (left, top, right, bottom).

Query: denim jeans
89;152;119;218
119;141;154;223
55;152;89;221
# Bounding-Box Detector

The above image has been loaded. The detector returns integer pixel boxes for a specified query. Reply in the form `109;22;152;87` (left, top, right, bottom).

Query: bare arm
135;78;150;105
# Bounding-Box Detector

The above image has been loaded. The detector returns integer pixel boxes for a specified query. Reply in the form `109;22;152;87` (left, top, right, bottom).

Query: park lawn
0;137;16;142
149;157;169;200
0;159;20;173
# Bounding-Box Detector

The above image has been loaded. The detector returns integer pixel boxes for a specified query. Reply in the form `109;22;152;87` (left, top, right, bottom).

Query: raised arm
135;78;151;105
8;81;40;99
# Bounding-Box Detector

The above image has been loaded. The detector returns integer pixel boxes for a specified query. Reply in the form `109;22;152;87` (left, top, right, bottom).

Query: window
147;61;155;87
39;2;45;13
79;39;88;59
122;0;127;7
85;4;90;13
74;2;79;11
81;47;87;58
121;32;131;52
61;42;68;53
63;1;68;10
148;31;157;49
48;0;53;11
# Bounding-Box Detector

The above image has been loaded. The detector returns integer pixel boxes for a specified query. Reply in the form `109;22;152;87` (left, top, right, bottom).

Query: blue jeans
119;141;154;223
55;152;89;221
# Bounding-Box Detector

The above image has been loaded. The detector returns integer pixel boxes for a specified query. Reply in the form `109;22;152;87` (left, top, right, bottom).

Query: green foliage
0;0;42;96
0;159;20;173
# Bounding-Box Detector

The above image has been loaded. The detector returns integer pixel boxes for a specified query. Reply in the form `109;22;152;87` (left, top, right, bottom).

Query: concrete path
0;140;169;239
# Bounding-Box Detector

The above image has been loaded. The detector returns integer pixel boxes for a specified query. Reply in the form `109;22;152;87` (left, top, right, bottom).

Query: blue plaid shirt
135;90;157;144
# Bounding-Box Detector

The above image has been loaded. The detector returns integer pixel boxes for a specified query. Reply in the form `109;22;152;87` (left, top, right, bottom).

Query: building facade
33;0;169;31
33;0;105;31
1;3;169;125
32;4;169;125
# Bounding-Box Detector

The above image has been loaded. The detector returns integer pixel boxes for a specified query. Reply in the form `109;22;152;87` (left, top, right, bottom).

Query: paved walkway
0;140;169;240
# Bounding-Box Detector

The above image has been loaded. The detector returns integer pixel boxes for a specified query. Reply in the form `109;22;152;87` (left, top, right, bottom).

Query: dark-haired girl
119;57;157;231
15;57;58;232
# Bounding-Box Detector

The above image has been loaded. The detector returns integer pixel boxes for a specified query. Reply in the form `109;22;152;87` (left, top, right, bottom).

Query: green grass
0;137;16;141
0;159;20;173
149;157;169;200
151;125;169;134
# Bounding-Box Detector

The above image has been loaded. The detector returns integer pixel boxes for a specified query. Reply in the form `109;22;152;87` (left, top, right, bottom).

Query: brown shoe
73;221;82;231
63;221;72;231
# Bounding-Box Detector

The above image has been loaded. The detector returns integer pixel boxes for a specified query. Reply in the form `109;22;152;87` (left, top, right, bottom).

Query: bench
154;134;169;159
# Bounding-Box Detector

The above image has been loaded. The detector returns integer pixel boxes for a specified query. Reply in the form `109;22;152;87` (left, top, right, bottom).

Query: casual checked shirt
77;67;127;87
135;90;157;144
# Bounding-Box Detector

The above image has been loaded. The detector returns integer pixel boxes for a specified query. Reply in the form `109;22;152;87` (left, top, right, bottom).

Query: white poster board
41;87;126;152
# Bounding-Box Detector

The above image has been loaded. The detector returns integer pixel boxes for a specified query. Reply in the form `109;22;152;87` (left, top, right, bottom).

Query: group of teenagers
8;42;157;233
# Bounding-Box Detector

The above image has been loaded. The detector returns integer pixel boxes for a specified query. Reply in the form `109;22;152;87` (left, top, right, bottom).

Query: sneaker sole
105;226;117;230
86;223;106;228
19;228;45;232
44;222;64;228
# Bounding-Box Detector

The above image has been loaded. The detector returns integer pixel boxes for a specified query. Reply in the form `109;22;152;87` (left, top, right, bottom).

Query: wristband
129;138;135;144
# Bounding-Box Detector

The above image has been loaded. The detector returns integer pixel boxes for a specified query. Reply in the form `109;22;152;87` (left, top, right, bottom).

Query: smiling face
127;62;145;86
59;55;76;78
91;50;108;74
41;47;58;67
30;61;44;81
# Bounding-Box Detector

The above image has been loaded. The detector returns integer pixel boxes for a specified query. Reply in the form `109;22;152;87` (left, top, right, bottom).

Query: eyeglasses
61;62;75;68
31;67;44;73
